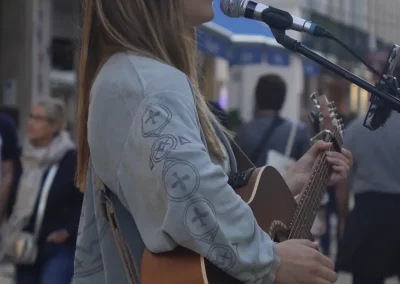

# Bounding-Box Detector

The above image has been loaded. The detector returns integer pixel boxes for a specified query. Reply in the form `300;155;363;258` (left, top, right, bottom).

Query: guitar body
141;166;303;284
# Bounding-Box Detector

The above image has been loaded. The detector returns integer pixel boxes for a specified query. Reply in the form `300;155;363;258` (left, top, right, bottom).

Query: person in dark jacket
336;67;400;284
1;97;83;284
235;74;311;167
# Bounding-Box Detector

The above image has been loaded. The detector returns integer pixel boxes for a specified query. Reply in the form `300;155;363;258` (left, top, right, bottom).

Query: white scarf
0;131;75;255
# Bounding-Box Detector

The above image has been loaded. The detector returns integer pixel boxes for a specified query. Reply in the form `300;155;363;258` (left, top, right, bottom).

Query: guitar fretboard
288;127;343;239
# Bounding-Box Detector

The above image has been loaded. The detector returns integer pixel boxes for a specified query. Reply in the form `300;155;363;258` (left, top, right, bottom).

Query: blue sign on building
197;0;320;75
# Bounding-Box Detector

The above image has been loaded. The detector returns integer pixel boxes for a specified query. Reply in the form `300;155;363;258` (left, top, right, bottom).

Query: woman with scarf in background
0;97;83;284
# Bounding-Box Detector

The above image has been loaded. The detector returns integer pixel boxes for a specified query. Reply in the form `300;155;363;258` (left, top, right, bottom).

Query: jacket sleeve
119;88;280;284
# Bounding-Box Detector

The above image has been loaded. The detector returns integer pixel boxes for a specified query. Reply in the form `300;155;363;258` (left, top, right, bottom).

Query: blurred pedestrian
336;106;400;283
1;97;83;284
235;74;311;170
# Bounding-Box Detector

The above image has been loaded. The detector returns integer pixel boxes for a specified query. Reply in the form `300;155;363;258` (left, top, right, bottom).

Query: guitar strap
97;178;138;284
230;139;255;172
96;142;255;284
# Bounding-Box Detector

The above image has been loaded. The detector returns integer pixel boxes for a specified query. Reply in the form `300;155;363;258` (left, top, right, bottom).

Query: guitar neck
289;128;342;240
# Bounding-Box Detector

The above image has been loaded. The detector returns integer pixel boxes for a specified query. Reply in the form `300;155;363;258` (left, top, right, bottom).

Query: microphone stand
270;29;400;112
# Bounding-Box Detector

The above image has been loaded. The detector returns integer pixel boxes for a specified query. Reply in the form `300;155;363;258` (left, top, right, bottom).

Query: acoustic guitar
141;93;344;284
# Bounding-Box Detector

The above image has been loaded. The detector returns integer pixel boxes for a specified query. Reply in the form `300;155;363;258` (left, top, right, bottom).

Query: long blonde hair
76;0;227;190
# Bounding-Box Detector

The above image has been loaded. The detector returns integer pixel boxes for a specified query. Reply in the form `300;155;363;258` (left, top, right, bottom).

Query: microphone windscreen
220;0;248;18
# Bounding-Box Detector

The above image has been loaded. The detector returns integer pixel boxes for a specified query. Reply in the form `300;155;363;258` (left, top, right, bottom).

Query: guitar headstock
308;92;344;138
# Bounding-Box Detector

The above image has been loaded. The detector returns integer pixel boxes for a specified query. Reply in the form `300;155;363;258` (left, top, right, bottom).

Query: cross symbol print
155;140;170;155
74;258;85;269
172;172;190;191
216;252;232;266
191;207;209;227
145;110;161;125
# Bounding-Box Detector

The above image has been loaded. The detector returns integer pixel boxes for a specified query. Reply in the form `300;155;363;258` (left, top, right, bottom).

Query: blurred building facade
0;0;80;138
0;0;399;137
308;0;400;115
299;0;400;54
264;0;400;117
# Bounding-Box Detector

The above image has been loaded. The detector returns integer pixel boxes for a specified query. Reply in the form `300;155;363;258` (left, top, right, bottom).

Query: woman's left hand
47;229;70;244
284;140;353;196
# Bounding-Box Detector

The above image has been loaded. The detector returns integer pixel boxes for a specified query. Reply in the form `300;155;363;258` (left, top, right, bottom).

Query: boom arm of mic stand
271;29;400;112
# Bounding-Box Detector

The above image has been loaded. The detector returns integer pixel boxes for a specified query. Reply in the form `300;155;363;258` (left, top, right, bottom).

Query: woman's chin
189;9;215;26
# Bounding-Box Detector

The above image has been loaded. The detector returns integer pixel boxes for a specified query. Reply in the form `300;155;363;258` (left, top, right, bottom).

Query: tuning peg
310;92;322;106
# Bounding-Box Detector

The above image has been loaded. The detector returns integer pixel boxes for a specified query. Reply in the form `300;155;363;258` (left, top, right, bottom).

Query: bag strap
34;165;59;240
97;178;138;284
249;116;281;164
283;122;298;158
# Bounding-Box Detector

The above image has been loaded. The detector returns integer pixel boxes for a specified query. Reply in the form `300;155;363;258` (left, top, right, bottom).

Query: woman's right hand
275;239;337;284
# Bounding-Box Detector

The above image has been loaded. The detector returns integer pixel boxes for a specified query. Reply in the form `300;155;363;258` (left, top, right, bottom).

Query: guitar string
291;150;331;238
291;127;340;239
289;127;342;239
300;128;343;236
292;127;342;239
297;133;338;238
289;153;330;238
301;161;330;237
289;139;333;239
289;154;329;238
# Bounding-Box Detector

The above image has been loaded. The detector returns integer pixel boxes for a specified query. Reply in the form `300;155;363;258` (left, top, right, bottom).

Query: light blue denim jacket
74;53;279;284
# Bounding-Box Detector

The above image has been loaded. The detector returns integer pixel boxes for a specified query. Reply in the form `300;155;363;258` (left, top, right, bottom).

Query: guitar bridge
311;130;341;152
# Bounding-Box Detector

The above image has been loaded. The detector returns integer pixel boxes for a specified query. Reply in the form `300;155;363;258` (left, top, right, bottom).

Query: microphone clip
364;44;400;130
364;78;399;130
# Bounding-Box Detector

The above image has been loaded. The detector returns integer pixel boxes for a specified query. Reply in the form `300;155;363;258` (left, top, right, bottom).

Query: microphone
220;0;331;38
